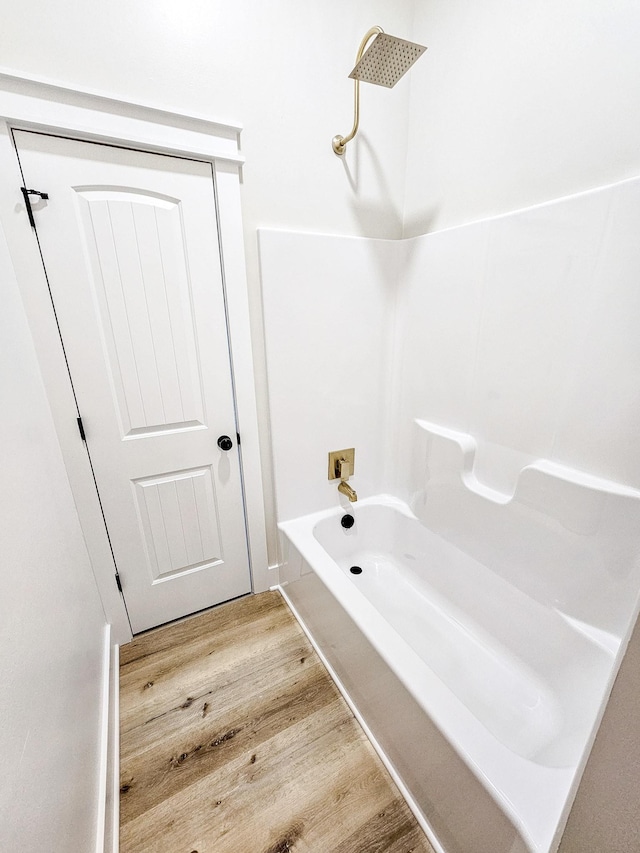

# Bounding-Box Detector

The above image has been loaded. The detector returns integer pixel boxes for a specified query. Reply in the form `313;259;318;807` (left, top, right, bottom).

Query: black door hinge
20;187;49;229
115;573;123;593
77;416;86;441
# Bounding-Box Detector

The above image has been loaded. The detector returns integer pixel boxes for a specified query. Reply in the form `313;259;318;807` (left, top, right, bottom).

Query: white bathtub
279;489;639;853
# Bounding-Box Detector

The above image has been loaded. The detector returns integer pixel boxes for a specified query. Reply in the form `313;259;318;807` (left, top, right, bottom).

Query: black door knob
217;435;233;451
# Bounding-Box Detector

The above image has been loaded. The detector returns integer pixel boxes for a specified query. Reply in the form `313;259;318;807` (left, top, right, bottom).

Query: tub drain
349;566;363;575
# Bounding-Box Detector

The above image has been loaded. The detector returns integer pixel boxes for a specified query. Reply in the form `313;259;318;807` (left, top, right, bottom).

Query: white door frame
0;71;269;645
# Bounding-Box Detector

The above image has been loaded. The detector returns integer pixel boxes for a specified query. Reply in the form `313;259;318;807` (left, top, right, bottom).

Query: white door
14;130;252;633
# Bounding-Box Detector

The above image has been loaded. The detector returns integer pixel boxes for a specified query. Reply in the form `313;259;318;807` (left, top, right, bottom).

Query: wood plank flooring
120;590;435;853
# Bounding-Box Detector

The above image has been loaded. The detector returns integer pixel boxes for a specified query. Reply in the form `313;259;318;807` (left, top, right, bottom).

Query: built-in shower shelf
414;418;640;503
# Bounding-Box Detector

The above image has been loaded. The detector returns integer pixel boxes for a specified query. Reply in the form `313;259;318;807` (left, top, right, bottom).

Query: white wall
2;1;639;560
0;227;107;851
1;1;639;848
404;0;640;236
0;0;418;564
0;0;414;237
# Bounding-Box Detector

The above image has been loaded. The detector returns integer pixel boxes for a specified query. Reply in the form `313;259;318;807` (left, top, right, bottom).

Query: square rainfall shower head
348;33;427;88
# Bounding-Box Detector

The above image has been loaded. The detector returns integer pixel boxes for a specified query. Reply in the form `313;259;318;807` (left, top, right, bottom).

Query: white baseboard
96;625;120;853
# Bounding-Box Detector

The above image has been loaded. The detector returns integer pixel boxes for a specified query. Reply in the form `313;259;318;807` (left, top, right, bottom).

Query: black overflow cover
341;514;355;529
350;566;363;575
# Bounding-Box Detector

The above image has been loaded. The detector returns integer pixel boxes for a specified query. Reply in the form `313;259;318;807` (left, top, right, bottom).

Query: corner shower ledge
414;418;640;503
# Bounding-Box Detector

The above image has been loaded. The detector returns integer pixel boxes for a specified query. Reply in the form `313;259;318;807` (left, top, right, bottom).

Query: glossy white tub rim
279;494;623;853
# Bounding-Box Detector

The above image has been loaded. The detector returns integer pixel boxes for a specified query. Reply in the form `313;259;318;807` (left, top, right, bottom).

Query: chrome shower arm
332;26;383;157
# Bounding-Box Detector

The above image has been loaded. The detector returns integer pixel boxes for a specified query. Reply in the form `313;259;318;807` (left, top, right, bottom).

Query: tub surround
392;176;640;500
261;176;640;852
260;175;640;526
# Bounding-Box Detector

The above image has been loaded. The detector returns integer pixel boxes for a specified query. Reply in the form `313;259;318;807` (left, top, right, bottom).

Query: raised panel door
15;130;251;632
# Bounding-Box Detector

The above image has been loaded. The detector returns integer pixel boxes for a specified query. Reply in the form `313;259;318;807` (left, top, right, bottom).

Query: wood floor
120;590;435;853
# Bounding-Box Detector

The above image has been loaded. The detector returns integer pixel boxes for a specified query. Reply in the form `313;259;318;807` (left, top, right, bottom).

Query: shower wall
259;229;400;529
392;176;640;501
262;176;640;525
0;0;417;569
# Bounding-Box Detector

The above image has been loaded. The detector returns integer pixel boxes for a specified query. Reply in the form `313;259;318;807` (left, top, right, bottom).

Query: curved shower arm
332;26;383;156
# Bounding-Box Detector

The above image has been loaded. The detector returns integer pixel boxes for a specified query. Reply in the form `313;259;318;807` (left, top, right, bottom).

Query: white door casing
0;74;270;644
14;130;252;633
